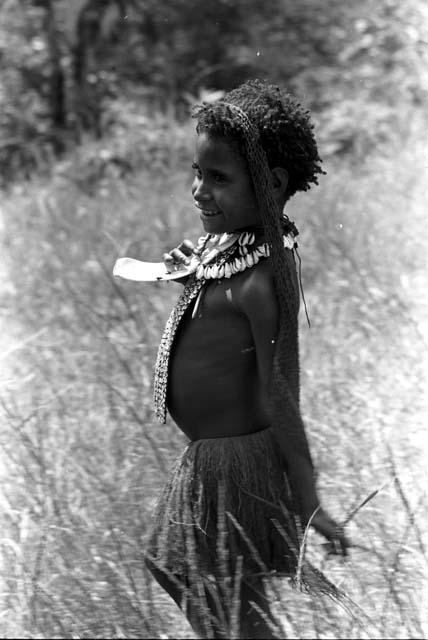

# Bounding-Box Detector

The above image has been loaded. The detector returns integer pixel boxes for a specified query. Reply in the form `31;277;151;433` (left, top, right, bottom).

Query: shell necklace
192;228;297;281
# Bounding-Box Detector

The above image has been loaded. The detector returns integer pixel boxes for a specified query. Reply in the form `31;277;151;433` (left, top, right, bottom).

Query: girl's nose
192;178;211;202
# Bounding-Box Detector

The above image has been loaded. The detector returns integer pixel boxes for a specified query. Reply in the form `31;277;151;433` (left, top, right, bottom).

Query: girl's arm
238;262;349;553
237;262;317;510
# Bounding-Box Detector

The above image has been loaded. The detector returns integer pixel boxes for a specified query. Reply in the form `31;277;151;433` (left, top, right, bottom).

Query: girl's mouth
201;210;221;217
194;203;222;218
198;208;222;218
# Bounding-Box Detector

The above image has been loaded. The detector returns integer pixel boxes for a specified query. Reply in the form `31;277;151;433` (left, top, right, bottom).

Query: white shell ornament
119;230;297;285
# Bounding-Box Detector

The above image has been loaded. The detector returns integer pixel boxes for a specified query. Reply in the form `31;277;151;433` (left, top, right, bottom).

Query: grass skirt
146;426;301;582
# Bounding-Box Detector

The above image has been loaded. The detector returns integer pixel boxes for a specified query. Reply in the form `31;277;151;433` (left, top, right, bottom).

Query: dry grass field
0;111;427;638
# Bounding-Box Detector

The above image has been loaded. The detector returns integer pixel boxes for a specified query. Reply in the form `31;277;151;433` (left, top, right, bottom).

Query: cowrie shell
248;232;255;245
283;234;294;249
196;265;204;279
224;263;232;278
211;265;219;278
238;232;247;246
218;264;225;278
246;254;254;267
197;234;208;247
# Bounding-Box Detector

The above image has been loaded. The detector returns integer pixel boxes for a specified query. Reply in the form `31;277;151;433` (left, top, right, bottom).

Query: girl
115;79;349;639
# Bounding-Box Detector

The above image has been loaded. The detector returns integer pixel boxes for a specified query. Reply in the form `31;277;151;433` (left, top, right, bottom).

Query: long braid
217;103;311;463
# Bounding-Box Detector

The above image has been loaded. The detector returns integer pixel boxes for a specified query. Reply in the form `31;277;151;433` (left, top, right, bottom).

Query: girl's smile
192;132;262;234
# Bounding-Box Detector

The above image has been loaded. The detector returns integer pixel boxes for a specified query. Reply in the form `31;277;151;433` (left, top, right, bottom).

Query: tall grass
1;110;427;638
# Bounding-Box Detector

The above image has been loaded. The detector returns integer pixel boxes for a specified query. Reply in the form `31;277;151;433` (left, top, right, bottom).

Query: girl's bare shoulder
232;259;278;320
232;249;298;320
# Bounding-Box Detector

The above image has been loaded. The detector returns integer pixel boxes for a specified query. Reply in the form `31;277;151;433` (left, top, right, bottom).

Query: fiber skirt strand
146;426;301;580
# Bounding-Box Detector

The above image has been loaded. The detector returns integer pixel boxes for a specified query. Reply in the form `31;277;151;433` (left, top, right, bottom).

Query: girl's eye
192;163;202;179
192;164;226;183
213;172;226;183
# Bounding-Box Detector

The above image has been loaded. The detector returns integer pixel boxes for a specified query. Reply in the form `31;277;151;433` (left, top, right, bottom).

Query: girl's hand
163;239;195;272
310;508;350;557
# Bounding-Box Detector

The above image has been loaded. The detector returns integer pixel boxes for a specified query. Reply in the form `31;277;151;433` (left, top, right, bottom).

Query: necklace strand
193;229;297;281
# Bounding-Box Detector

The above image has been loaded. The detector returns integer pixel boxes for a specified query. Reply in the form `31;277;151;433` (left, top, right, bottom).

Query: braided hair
192;79;324;513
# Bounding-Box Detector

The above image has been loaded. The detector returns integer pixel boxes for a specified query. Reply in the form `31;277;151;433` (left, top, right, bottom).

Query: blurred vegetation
1;0;428;184
1;0;428;638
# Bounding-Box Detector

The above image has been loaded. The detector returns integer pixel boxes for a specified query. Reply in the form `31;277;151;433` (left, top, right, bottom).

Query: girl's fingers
170;248;190;265
178;239;195;256
164;242;194;272
312;510;350;557
163;253;174;272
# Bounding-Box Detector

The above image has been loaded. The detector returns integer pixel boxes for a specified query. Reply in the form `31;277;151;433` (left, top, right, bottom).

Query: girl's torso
167;273;271;440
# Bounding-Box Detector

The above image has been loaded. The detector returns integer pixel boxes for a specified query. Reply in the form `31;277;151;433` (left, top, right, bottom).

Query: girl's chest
192;278;242;320
173;280;253;357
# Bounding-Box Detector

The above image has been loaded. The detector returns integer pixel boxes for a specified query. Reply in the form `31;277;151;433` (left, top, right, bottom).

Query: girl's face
191;132;261;234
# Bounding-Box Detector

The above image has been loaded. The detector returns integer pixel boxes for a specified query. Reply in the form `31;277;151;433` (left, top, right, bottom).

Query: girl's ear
271;167;289;199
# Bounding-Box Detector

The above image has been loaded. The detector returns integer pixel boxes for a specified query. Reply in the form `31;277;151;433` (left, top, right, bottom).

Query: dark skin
168;262;273;440
149;133;350;638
